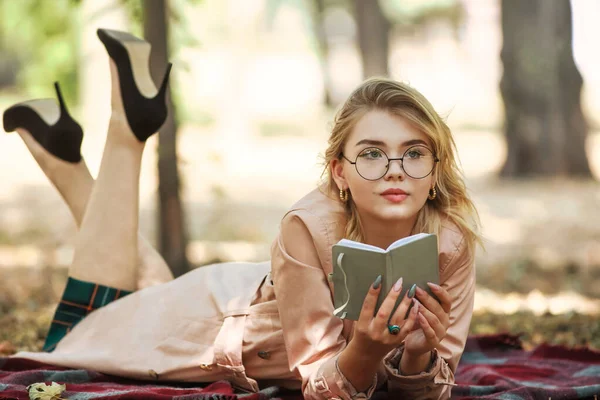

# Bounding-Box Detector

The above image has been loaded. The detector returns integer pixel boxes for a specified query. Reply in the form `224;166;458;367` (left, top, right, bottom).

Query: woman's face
331;109;436;225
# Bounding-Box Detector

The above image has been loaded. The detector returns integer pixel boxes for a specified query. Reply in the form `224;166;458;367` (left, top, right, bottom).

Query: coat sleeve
383;234;476;399
270;210;378;400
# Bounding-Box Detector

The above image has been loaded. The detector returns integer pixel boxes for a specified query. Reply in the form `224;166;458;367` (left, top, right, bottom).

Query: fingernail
373;275;382;290
427;282;441;291
407;284;417;298
412;299;419;314
393;277;403;292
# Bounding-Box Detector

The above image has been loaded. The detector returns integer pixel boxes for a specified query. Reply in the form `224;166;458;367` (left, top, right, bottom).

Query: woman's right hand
349;276;419;360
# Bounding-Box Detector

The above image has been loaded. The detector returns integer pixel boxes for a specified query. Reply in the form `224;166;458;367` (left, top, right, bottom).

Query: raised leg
69;59;163;291
14;128;174;289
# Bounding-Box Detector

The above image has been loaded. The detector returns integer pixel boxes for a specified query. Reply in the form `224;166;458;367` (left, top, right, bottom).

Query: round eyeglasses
341;145;439;181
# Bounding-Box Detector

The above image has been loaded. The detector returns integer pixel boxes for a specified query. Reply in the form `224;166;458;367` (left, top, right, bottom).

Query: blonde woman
5;29;480;400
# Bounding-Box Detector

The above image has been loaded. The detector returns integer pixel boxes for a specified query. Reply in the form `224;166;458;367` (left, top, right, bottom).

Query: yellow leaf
27;381;66;400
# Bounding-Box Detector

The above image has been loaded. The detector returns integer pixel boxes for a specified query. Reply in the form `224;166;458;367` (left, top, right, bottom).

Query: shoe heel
54;82;68;114
50;82;84;162
157;63;173;100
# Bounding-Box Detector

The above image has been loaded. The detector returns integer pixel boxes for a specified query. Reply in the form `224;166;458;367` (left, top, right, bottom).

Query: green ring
388;325;400;335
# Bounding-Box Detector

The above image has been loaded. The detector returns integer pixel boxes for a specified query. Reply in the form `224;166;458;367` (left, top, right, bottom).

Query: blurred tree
309;0;334;106
354;0;390;78
141;0;190;277
500;0;592;177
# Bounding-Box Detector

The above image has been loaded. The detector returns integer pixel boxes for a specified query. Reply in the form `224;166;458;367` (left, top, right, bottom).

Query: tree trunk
500;0;591;177
354;0;389;79
310;0;334;106
143;0;190;277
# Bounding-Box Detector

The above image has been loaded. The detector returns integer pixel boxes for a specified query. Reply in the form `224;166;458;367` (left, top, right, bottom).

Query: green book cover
331;233;439;321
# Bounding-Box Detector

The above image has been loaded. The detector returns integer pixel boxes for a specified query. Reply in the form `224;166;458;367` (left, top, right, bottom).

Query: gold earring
428;186;437;200
339;188;349;203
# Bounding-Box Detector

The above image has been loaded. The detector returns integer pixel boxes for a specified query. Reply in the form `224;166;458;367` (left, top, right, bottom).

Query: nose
384;158;406;180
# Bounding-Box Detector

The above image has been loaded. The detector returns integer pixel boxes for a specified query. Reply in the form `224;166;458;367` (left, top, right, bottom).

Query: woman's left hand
403;282;452;357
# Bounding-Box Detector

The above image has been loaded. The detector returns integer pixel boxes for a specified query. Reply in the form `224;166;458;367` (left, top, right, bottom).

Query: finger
418;302;447;339
396;298;419;338
426;282;452;314
414;285;446;318
372;277;404;331
415;286;449;328
417;311;439;345
388;287;414;326
358;275;382;326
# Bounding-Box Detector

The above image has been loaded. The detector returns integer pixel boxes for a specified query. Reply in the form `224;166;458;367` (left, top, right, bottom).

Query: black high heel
97;28;172;142
3;82;83;163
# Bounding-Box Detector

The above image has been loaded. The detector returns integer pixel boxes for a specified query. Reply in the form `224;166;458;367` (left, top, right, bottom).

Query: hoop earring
339;188;349;203
428;186;437;201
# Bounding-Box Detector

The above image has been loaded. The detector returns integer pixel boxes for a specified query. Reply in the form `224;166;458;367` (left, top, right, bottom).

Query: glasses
341;145;439;181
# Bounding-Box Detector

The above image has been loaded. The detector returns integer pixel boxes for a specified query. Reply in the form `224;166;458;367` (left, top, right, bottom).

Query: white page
386;233;430;251
336;233;430;253
336;239;385;253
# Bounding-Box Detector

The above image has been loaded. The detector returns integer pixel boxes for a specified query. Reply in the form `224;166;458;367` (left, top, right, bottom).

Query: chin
372;204;419;222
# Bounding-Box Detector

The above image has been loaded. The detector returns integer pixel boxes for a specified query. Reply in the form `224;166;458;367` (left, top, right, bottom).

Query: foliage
0;0;80;102
382;0;465;31
0;0;202;109
84;0;203;63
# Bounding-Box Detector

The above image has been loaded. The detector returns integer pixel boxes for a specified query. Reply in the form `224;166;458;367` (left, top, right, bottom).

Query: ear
329;158;348;191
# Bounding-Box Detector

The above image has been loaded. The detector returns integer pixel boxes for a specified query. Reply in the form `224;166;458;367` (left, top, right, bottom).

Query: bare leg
69;60;160;291
15;128;174;289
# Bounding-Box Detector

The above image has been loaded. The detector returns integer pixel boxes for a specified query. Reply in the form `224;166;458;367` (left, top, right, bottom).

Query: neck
360;213;418;249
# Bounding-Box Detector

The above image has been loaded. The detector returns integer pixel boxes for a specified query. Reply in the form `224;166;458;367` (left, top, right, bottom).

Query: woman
4;29;480;399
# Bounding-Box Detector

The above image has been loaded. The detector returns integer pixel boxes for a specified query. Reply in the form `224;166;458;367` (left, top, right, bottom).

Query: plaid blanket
1;334;598;399
452;334;600;399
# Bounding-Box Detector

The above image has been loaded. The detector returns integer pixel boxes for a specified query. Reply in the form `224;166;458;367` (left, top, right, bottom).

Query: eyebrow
355;139;428;147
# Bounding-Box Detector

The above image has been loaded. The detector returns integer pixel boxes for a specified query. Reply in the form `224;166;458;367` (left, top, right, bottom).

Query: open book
331;233;439;321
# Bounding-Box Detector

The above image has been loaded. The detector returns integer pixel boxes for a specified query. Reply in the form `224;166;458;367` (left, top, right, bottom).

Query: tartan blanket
1;334;599;400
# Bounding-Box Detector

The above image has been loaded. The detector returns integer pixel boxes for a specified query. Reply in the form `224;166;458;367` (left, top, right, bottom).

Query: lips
381;189;408;195
380;188;409;203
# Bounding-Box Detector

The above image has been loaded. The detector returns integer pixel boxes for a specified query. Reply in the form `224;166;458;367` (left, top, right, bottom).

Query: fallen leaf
0;340;16;355
27;381;66;400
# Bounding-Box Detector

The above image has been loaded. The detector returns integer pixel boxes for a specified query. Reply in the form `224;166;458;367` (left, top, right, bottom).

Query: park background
0;0;598;354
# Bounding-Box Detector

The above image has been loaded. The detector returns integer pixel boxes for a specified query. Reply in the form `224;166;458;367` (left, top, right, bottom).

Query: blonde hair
323;78;482;257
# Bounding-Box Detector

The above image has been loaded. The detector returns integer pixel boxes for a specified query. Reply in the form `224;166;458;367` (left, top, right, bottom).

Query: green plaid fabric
43;277;132;352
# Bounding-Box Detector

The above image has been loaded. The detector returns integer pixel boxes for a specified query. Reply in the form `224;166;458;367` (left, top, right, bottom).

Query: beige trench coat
15;187;475;400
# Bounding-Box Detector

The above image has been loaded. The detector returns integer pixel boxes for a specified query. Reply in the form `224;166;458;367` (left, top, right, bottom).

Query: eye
406;148;424;159
358;148;385;160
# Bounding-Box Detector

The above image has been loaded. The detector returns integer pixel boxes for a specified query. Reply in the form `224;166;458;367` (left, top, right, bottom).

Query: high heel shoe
97;28;172;142
3;82;83;163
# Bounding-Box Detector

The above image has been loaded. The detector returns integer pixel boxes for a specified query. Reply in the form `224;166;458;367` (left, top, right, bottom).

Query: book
330;233;439;321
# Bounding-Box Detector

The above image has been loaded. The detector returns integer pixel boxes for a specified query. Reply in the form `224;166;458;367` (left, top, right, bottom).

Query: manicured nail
407;284;417;298
373;275;382;289
412;299;419;314
393;277;403;292
419;313;427;323
427;282;441;291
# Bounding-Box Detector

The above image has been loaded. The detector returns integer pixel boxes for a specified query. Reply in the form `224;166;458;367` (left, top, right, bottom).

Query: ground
1;267;598;356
